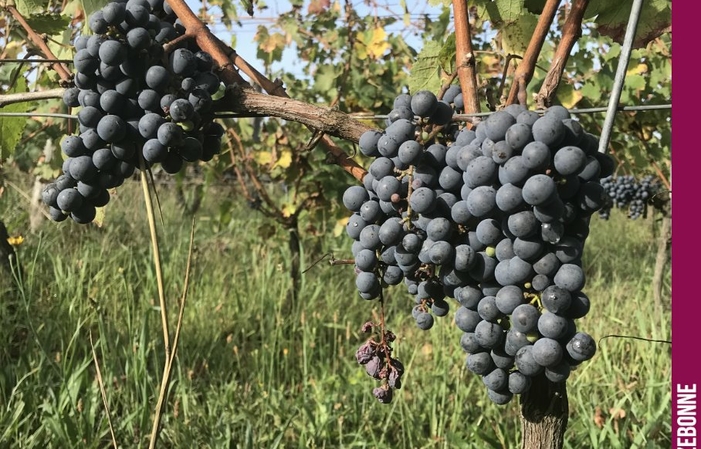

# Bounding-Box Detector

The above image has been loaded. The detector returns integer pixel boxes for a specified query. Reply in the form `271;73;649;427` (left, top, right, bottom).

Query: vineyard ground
0;170;670;449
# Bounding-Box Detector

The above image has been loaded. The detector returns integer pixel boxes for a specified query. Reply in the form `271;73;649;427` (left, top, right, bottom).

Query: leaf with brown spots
586;0;671;48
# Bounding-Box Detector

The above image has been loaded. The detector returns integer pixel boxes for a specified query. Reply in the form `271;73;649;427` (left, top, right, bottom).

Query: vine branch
167;0;367;182
506;0;562;106
164;0;248;86
452;0;481;115
0;88;65;107
5;6;72;82
536;0;591;108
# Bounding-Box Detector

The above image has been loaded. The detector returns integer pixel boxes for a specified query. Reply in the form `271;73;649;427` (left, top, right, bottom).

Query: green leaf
15;0;47;17
524;0;546;14
437;34;456;74
587;0;671;48
408;41;442;95
501;11;538;56
0;77;29;161
624;74;646;91
580;82;602;104
314;65;337;95
79;0;109;21
240;0;254;16
24;13;71;36
494;0;526;22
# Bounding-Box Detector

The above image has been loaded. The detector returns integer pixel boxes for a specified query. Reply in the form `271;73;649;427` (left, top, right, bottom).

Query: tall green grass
0;176;671;448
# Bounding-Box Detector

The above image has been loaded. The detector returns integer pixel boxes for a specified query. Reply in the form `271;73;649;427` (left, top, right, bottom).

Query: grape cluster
41;0;225;224
599;175;662;220
344;89;613;404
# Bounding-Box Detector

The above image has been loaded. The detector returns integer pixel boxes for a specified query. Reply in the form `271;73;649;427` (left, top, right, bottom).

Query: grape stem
437;70;460;101
162;32;196;53
535;0;591;109
5;6;72;83
452;0;481;116
505;0;563;106
496;54;523;107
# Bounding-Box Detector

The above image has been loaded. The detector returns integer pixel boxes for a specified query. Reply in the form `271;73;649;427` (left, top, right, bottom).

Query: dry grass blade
139;163;172;449
170;217;196;366
89;331;118;449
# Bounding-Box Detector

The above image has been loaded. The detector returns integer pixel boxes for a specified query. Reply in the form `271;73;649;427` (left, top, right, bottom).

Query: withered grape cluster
345;88;613;404
42;0;224;224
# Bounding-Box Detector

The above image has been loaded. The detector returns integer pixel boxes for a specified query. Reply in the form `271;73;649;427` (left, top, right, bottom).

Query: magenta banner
673;3;696;449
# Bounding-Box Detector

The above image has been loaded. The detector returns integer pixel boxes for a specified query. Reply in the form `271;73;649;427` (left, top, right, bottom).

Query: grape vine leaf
24;13;71;35
307;0;330;15
79;0;109;18
408;41;442;95
586;0;671;48
239;0;255;16
555;83;582;109
0;77;29;160
437;34;456;74
524;0;546;14
15;0;47;17
208;0;238;27
501;11;538;56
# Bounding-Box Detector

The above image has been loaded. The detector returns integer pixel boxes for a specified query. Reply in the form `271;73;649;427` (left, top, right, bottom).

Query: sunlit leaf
275;149;293;169
255;151;273;166
0;77;29;160
501;12;538;56
366;27;390;60
24;13;71;35
408;41;442;95
556;83;583;109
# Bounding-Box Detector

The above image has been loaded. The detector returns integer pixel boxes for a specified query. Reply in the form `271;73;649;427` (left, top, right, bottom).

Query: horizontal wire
0;112;76;119
0;103;671;122
0;58;74;64
350;103;672;120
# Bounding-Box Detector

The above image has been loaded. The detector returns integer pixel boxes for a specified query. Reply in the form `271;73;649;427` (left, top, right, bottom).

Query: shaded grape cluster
41;0;225;224
344;89;612;404
598;175;662;220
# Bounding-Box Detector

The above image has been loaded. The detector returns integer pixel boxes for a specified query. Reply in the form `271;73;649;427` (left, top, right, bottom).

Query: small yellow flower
7;235;24;247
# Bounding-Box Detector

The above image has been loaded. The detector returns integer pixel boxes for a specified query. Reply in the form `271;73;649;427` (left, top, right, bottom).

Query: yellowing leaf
556;83;583;109
333;217;347;237
93;207;105;228
367;27;390;59
627;63;648;76
261;32;286;54
4;41;23;60
254;151;273;166
274;149;293;169
281;203;296;218
355;26;390;61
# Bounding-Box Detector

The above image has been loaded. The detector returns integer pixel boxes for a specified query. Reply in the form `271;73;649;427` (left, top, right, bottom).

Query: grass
0;173;671;448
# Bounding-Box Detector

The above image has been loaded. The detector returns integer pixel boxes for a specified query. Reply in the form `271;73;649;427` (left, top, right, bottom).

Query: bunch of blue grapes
343;89;612;404
598;175;662;220
41;0;225;224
